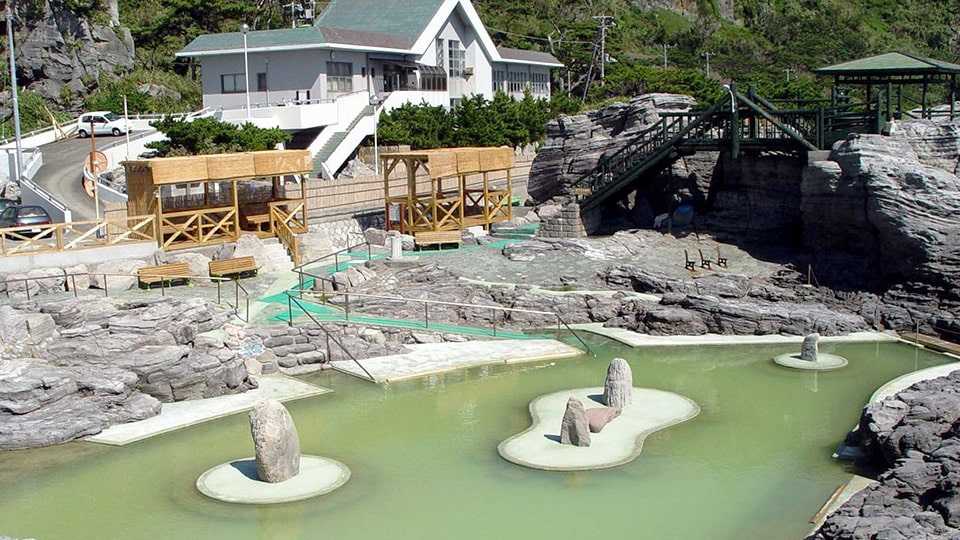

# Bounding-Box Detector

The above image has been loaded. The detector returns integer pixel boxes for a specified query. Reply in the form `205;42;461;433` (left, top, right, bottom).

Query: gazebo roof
816;52;960;76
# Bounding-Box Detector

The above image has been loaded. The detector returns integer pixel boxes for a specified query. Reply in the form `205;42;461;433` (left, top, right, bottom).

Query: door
92;116;110;135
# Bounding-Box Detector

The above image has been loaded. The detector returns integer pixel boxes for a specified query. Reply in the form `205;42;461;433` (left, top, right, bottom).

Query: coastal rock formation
800;333;819;362
603;358;633;408
249;400;301;483
0;359;160;450
585;407;621;433
560;397;591;447
812;371;960;539
0;297;257;449
802;132;960;293
529;93;700;202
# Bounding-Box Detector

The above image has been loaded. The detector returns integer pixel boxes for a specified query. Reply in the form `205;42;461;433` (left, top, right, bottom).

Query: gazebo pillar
951;74;957;120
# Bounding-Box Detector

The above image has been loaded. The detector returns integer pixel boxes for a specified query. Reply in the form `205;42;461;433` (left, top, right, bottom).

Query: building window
436;38;445;68
531;72;549;95
326;61;353;93
447;40;465;78
220;73;245;94
256;72;268;92
450;97;462;109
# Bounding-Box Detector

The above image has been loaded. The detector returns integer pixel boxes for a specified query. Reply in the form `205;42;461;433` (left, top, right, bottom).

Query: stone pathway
86;375;330;446
330;339;582;382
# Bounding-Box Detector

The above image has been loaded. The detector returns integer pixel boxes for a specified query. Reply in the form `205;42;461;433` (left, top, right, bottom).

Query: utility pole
660;43;675;69
592;15;614;86
702;51;715;79
5;4;22;185
783;67;795;82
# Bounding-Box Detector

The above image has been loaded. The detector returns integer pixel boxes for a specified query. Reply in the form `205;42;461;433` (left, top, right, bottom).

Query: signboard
84;151;108;175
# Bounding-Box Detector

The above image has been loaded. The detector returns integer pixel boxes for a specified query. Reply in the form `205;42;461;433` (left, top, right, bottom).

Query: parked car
0;205;53;235
77;111;129;138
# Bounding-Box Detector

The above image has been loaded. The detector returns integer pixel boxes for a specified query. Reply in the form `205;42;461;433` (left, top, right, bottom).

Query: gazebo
123;150;311;254
816;51;960;121
380;147;515;236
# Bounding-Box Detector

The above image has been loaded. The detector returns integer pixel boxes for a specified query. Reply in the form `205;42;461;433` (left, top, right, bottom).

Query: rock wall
813;372;960;539
802;131;960;295
14;0;135;106
529;93;698;202
633;0;736;20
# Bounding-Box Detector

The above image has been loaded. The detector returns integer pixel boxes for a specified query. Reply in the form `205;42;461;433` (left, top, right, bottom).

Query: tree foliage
377;92;570;150
146;116;290;156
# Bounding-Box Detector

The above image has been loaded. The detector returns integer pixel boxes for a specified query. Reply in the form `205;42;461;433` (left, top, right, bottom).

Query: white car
77;111;130;138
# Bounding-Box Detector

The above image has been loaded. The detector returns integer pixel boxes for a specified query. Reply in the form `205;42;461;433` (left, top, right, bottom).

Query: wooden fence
0;214;157;257
299;159;533;221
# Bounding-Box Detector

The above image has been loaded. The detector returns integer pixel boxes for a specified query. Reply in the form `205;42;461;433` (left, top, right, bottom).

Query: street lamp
241;23;251;121
5;5;23;184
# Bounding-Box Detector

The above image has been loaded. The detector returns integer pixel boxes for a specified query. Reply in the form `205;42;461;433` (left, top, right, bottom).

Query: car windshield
103;112;120;121
18;207;48;218
0;207;15;220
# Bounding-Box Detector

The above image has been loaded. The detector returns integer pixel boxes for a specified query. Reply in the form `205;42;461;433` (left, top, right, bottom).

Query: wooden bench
415;230;462;249
138;262;191;288
209;256;259;279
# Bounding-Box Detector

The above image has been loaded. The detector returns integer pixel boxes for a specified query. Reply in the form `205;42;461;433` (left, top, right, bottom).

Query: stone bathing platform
498;387;699;471
331;339;583;382
197;455;351;505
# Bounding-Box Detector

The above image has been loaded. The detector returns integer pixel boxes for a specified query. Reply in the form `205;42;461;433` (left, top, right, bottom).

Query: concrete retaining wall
0;241;158;273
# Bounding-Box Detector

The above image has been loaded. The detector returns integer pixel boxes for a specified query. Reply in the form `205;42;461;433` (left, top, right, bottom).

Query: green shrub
146;116;290;156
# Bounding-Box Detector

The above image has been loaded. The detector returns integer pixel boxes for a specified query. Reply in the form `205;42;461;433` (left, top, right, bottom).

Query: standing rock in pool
249;399;301;483
801;333;820;362
560;397;591;447
585;407;621;433
603;358;633;409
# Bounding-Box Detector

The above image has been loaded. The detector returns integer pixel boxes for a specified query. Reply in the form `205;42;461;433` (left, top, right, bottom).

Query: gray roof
314;0;445;47
497;46;563;66
179;27;327;55
816;52;960;75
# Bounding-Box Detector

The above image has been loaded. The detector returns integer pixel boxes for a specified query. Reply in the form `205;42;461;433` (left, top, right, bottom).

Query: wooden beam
232;179;240;240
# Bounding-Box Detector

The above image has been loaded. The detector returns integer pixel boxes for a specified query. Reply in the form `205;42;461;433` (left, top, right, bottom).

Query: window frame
220;73;246;94
256;72;268;92
326;61;354;94
447;40;465;78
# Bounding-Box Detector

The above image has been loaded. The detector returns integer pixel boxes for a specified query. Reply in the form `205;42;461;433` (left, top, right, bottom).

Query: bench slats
209;256;258;278
138;262;192;285
415;230;462;246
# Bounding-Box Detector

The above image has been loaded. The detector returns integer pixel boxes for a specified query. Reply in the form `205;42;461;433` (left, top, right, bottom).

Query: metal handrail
0;271;250;322
283;287;594;356
293;240;374;274
286;293;377;382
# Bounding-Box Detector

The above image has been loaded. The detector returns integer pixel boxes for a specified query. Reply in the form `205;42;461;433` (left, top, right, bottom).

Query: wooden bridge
567;85;886;210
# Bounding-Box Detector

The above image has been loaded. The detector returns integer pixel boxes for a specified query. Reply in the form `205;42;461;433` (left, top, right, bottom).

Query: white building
177;0;563;178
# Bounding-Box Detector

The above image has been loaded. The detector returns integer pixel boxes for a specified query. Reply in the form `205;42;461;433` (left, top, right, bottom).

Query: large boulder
249;400;301;483
559;397;591;447
90;259;149;291
801;132;960;292
800;333;820;362
602;358;633;409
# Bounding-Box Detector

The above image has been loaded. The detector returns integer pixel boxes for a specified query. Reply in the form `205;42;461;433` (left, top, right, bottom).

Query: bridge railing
0;214;157;257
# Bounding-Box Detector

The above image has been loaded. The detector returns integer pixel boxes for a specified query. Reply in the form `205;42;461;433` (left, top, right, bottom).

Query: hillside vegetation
3;0;959;132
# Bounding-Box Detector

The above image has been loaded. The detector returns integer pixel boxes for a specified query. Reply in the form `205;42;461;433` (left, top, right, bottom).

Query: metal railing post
334;253;339;271
367;242;371;260
345;292;350;321
424;302;429;328
103;274;108;297
24;278;30;300
287;294;294;327
71;274;78;298
160;277;165;296
235;280;239;311
299;273;304;299
217;279;221;304
491;307;496;336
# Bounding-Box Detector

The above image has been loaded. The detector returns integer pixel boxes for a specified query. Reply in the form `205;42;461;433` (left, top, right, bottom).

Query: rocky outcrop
633;0;736;20
603;358;633;409
0;359;161;450
529;93;699;202
802;133;960;293
249;400;301;483
14;0;135;106
800;333;819;362
0;297;257;449
560;397;590;447
812;372;960;539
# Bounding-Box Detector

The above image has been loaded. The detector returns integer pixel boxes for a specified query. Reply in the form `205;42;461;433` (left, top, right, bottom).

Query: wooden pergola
124;150;311;255
816;51;960;121
381;147;515;234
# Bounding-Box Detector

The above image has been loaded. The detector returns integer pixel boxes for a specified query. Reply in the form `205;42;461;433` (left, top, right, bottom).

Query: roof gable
816;52;960;75
314;0;445;48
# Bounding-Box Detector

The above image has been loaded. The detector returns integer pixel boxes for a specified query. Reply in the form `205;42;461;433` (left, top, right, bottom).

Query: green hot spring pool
0;338;952;539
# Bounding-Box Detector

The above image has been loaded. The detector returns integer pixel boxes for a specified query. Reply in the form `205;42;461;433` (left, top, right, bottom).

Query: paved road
32;132;145;222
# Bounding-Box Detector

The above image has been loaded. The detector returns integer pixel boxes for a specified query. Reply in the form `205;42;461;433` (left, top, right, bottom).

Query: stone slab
809;475;878;532
570;323;896;348
196;455;350;504
85;375;330;446
331;339;582;383
498;386;699;471
869;361;960;404
773;352;848;371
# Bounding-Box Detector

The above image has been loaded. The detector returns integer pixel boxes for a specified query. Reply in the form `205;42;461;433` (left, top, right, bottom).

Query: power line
485;26;595;46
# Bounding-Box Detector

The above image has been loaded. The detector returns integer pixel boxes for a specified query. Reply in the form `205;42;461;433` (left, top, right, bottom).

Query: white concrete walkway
86;375;330;446
331;339;582;382
570;323;897;348
869;361;960;404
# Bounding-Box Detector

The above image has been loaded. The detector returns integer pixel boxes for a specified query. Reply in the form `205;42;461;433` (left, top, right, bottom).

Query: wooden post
730;83;740;159
231;179;240;240
921;77;928;119
951;74;957;120
885;81;892;122
155;187;164;247
458;174;465;228
430;175;438;231
897;85;903;120
300;174;308;230
482;171;490;229
506;168;513;221
383;157;391;231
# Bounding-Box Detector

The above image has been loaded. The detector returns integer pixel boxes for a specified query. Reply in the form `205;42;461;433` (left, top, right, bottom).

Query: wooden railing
0;215;157;257
270;201;306;265
159;206;237;250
